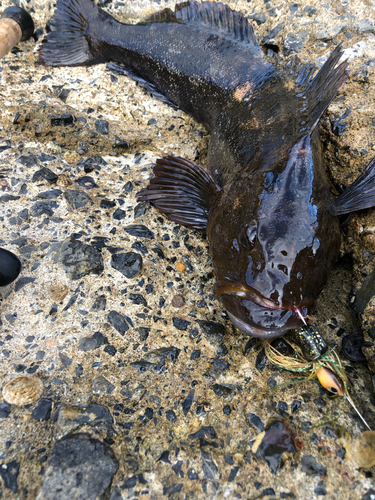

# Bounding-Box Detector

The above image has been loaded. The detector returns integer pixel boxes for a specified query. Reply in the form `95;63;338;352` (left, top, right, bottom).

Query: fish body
39;0;375;339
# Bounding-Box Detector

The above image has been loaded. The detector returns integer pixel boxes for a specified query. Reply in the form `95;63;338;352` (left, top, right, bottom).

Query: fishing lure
265;330;371;430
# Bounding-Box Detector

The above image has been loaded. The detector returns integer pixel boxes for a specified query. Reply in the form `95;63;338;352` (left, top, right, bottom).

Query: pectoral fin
137;156;221;230
335;157;375;215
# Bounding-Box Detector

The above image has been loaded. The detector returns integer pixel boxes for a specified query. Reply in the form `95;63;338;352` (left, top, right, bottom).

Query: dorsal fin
176;1;262;51
143;1;262;54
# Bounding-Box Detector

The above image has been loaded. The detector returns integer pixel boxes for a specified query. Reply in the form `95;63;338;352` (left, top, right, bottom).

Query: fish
39;0;375;339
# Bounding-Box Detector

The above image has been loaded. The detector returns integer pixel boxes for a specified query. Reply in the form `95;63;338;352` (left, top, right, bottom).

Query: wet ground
1;0;375;498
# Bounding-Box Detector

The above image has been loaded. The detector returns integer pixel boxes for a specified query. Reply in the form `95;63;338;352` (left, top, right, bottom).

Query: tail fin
39;0;110;66
335;157;375;215
298;45;350;134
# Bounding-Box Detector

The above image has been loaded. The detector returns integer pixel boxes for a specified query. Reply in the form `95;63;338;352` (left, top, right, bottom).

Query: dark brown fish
39;0;375;339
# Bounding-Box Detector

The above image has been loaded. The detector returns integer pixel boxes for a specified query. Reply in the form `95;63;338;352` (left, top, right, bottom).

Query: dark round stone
79;331;107;352
0;402;11;419
187;468;199;480
342;332;371;362
64;190;91;210
216;344;228;357
111;252;142;278
31;398;53;421
256;421;296;473
104;345;117;356
165;409;177;422
100;198;116;209
223;405;231;416
37;434;118;498
0;248;21;286
95;119;109;135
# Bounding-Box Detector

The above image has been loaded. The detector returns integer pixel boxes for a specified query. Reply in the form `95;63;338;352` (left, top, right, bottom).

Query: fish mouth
213;279;284;310
214;279;307;339
226;311;287;339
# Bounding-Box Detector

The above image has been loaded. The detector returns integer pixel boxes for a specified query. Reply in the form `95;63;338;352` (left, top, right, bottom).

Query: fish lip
213;279;284;310
227;311;286;339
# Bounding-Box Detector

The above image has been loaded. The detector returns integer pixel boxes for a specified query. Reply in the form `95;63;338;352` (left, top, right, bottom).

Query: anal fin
137;156;221;230
335;157;375;215
107;62;179;109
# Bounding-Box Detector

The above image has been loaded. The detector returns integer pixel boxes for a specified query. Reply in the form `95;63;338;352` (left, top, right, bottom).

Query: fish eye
240;233;249;249
239;224;257;250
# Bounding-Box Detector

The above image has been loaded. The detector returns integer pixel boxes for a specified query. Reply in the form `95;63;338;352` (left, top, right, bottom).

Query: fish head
207;135;341;339
209;214;315;339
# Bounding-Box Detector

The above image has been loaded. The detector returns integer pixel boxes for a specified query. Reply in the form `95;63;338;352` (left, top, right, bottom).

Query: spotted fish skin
39;0;375;339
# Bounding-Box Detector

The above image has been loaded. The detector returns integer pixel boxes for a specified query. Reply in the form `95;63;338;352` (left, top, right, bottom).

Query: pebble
32;167;58;184
300;455;327;476
0;460;20;494
75;176;99;189
173;317;191;330
91;294;107;311
182;389;195;416
3;376;44;405
262;23;283;45
49;283;69;302
332;120;347;136
111;252;143;278
64;189;92;210
358;19;375;34
315;23;349;41
108;310;132;335
77;142;90;155
79;331;108;351
248;12;267;24
38;189;63;199
171;294;186;307
134;202;149;218
49;238;104;280
31;398;53;421
95;119;109;135
92;375;115;394
54;403;113;440
51;114;74;126
0;402;11;418
201;449;218;479
197;320;225;344
210;383;239;399
35;434;118;500
248;412;265;432
124;224;155;239
175;261;186;272
284;32;305;56
166;409;177;422
100;198;116;209
254;421;296;474
31;201;58;217
112;208;126;220
143;346;181;365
